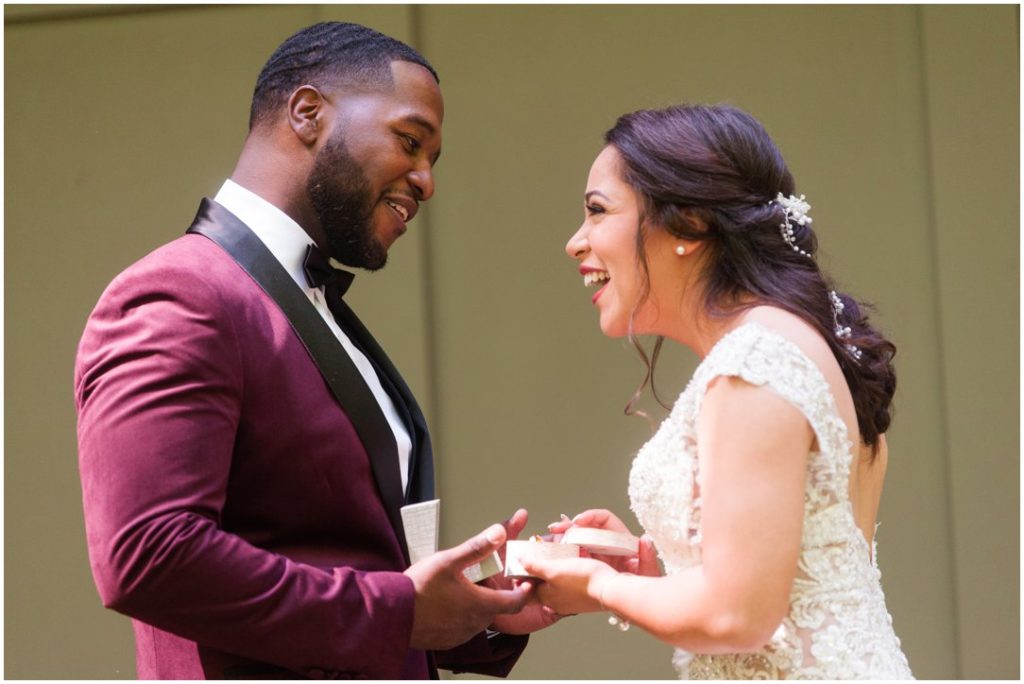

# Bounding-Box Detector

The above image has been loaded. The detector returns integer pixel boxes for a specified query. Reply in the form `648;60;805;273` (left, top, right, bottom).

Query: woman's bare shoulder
740;306;833;365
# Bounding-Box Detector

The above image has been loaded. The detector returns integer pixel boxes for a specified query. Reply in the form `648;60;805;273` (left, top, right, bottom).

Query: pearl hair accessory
772;193;813;257
829;291;863;360
770;193;863;362
675;245;686;256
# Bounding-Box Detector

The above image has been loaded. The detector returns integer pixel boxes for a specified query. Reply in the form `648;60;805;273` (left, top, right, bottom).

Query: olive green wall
5;4;1017;679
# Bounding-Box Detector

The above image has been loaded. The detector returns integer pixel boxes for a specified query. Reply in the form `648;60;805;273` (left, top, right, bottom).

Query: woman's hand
483;507;565;634
547;508;631;535
548;509;662;576
520;556;618;617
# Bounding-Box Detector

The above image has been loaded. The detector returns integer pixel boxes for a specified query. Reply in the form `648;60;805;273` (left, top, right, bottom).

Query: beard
305;130;388;271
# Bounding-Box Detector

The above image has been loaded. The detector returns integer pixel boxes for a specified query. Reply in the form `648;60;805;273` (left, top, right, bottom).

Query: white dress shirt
214;179;413;492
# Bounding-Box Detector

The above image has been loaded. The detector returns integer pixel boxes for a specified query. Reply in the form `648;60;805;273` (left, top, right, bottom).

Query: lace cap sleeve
691;323;852;464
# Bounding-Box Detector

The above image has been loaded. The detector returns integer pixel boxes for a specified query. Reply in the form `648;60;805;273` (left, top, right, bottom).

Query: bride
524;104;913;679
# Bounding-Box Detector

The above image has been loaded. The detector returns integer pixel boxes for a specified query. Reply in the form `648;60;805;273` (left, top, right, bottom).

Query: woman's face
565;145;681;337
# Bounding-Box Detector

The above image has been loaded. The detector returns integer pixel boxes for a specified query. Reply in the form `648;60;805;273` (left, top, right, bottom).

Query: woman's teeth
583;271;610;287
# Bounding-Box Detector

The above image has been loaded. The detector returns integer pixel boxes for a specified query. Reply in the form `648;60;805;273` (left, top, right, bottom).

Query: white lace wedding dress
628;323;913;679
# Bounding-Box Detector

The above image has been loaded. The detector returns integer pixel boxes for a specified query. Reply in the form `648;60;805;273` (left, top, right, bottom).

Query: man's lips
383;194;418;223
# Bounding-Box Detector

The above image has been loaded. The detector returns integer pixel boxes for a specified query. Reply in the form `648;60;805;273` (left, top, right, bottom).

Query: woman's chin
598;315;629;338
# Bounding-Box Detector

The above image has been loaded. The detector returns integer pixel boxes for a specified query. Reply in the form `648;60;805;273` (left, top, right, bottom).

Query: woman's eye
586;204;605;216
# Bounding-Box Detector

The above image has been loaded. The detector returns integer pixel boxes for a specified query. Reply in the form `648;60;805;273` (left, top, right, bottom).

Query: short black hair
248;21;438;130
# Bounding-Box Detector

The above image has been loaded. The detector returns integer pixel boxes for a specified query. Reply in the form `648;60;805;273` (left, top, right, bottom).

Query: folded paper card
504;539;580;578
400;499;503;583
561;527;640;556
400;499;440;566
504;527;641;578
463;553;504;583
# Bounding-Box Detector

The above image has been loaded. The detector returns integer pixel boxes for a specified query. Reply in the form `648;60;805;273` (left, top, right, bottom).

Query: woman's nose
565;226;589;259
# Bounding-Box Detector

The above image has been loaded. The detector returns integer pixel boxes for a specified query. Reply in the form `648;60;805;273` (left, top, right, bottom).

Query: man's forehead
322;59;432;94
390;62;444;124
388;58;439;83
390;61;442;97
400;113;439;135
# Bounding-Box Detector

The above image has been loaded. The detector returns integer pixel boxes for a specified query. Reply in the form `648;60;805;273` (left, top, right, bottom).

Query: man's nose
408;165;435;201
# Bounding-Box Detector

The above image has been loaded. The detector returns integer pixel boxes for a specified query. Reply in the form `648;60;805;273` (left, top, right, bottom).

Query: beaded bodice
628;323;912;679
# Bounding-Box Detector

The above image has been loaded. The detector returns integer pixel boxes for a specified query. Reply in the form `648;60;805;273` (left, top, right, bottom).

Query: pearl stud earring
675;245;686;256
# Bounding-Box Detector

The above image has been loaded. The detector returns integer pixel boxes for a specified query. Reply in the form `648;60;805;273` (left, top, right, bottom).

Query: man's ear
286;85;325;146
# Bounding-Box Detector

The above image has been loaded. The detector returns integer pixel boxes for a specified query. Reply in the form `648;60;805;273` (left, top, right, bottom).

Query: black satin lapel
332;299;435;505
185;198;410;557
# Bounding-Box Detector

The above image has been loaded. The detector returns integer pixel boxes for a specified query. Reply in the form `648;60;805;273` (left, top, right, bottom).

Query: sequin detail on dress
628;323;912;679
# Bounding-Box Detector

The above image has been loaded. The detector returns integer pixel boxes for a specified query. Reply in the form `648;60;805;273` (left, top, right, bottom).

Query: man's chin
363;253;387;272
330;253;387;272
363;237;389;271
325;231;388;271
360;231;394;271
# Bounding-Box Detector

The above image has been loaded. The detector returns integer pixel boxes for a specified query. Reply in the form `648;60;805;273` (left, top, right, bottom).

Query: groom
75;22;546;679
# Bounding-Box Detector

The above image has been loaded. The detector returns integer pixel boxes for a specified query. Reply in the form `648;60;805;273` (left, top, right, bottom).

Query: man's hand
487;590;565;634
405;523;531;650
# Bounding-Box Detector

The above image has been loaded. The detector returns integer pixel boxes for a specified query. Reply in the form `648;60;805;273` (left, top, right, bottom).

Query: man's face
306;61;444;270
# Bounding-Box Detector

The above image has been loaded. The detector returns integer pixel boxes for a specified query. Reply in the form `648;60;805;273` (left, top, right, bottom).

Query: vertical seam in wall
408;4;443;459
914;6;963;678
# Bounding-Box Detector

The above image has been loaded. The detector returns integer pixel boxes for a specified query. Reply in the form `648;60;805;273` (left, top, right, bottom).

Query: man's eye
403;135;421;152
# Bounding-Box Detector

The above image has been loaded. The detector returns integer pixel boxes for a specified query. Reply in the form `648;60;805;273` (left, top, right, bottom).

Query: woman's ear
286;85;325;146
680;208;709;234
672;209;709;257
669;239;702;258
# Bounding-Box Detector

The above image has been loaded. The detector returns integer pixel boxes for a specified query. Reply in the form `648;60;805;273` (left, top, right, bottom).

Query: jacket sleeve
435;631;530;677
74;258;416;679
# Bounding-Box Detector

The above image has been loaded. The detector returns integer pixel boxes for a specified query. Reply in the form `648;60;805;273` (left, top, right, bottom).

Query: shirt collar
213;179;318;292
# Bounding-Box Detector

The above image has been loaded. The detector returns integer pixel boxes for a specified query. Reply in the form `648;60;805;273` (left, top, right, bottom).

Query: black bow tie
303;244;355;296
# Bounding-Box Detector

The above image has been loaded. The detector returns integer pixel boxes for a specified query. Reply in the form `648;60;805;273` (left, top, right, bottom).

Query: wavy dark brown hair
606;104;896;451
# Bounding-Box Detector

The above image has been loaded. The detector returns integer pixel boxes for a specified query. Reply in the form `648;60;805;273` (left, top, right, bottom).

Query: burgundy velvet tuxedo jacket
74;199;526;679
